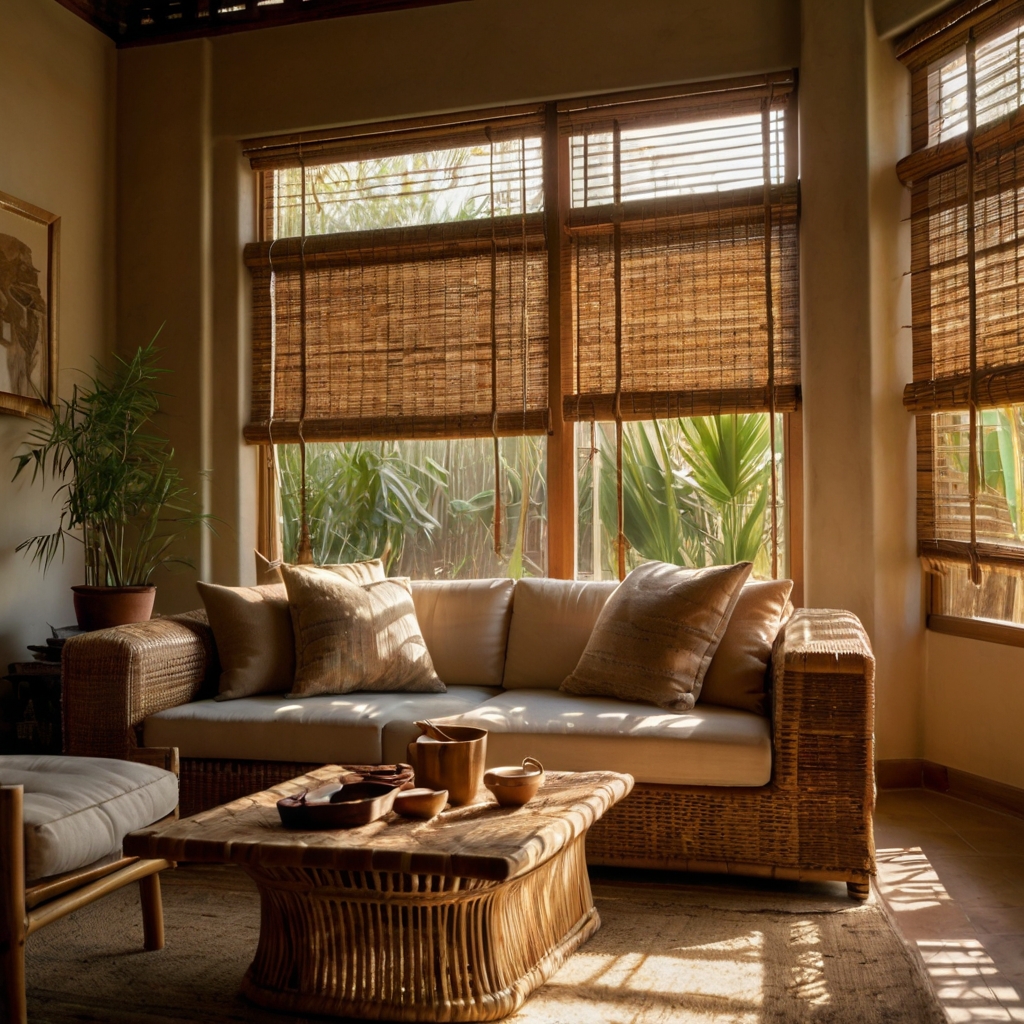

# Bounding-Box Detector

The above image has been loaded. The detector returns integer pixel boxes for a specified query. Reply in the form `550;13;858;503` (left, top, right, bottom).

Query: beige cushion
283;566;443;696
561;560;752;711
410;579;515;688
700;579;794;716
197;581;294;700
438;689;771;787
255;550;385;587
0;755;178;882
143;689;498;764
502;578;619;689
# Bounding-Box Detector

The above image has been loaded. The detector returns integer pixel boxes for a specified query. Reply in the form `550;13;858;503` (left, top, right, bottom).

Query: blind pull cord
966;33;981;587
264;234;283;565
762;89;780;581
488;129;502;558
613;119;627;582
297;153;314;565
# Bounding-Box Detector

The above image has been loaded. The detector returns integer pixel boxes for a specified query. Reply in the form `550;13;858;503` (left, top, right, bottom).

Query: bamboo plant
13;339;211;586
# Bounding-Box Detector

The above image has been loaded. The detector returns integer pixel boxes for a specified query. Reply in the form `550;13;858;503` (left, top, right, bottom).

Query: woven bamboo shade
898;2;1024;575
560;74;800;425
244;108;549;445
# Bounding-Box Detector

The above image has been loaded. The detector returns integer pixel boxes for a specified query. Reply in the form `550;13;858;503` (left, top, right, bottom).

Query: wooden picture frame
0;189;59;418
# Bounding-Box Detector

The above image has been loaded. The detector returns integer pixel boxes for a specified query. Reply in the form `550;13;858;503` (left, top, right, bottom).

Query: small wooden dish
393;787;449;820
484;758;545;807
277;782;398;830
340;764;416;790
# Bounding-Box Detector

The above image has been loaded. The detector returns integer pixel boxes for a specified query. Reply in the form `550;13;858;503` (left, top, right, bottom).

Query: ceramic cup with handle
410;721;488;806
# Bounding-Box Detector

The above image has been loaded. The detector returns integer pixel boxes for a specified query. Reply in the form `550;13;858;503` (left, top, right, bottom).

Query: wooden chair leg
1;786;27;1024
139;872;164;951
847;880;871;901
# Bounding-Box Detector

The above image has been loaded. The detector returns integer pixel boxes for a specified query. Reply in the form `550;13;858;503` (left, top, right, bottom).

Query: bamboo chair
0;747;178;1024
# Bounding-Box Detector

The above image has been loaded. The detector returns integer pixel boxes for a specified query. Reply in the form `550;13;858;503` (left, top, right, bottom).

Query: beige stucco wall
925;632;1024;790
0;0;115;669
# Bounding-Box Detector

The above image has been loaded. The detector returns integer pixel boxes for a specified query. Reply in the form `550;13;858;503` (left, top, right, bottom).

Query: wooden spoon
415;719;457;742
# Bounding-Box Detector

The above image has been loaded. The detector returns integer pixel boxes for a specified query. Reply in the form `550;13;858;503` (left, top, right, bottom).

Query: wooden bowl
277;781;398;829
484;758;545;807
340;763;416;790
393;787;449;820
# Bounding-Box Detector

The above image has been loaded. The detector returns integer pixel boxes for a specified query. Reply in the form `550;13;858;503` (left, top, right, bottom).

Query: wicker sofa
60;578;876;898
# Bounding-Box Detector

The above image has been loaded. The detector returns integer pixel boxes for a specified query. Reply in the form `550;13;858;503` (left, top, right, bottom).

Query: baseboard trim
876;758;1024;820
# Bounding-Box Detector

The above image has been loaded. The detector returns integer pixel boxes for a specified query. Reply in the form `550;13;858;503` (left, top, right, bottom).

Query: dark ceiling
54;0;471;46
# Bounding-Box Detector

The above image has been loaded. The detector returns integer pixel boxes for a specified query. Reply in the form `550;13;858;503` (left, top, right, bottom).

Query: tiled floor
875;789;1024;1022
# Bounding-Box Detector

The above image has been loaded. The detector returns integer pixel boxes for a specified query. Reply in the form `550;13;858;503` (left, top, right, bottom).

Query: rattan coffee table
125;766;633;1022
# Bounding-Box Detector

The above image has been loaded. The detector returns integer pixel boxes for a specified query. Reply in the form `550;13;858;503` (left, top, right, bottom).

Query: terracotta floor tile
876;788;1024;1019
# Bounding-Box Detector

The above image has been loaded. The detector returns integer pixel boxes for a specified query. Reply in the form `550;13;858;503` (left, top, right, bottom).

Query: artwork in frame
0;189;59;417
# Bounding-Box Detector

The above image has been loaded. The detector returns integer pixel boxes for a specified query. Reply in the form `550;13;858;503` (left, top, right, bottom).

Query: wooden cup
411;726;488;806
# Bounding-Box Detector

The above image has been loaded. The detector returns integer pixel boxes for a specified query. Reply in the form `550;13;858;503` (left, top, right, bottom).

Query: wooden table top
125;767;633;882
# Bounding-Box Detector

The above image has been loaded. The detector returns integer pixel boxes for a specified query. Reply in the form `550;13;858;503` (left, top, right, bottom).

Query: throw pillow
254;550;385;587
699;578;794;716
560;560;752;712
282;564;444;696
197;582;295;701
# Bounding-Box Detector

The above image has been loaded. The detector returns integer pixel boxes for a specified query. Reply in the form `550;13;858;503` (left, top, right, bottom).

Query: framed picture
0;189;59;417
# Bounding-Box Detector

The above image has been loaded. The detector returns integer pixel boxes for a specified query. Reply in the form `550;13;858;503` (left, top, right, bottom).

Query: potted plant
13;338;212;630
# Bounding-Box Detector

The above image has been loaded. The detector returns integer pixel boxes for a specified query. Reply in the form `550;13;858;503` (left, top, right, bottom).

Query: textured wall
0;0;115;669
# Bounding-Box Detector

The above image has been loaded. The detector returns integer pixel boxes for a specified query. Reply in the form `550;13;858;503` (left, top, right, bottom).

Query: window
245;76;800;583
898;3;1024;628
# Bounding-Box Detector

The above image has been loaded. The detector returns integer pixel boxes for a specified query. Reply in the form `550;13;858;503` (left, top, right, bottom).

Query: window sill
927;613;1024;648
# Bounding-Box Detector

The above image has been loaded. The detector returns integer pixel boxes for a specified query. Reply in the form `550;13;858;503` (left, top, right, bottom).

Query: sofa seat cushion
0;754;178;882
438;689;772;787
143;688;499;765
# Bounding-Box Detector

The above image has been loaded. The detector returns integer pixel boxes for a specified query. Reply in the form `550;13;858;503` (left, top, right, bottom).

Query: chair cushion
143;688;499;764
502;578;619;689
437;689;772;787
410;579;515;688
0;755;178;882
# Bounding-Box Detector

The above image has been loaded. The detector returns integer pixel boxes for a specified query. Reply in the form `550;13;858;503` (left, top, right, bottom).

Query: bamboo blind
244;108;549;445
898;2;1024;574
560;75;800;424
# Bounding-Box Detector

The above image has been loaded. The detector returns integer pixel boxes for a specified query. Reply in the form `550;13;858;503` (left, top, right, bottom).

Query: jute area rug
24;864;944;1024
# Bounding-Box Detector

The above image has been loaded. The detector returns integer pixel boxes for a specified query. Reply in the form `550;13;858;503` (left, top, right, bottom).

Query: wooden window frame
251;89;805;592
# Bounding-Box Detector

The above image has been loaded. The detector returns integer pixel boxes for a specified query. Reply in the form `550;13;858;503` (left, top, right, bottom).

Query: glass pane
575;413;786;581
930;561;1024;624
270;137;544;239
932;407;1024;547
929;21;1024;144
277;437;547;580
570;109;784;207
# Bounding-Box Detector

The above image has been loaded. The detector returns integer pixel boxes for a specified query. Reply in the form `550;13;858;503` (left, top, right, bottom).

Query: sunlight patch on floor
877;846;1024;1022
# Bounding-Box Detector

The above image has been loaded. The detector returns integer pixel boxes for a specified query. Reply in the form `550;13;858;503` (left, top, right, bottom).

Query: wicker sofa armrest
771;607;876;884
62;614;215;760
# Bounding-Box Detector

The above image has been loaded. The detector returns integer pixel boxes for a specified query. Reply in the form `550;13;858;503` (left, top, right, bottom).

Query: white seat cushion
0;754;178;882
437;689;772;787
143;688;499;764
410;579;514;687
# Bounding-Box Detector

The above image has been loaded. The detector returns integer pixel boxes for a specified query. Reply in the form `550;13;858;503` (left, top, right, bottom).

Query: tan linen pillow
282;564;444;696
197;581;295;701
560;560;752;711
699;578;794;716
254;550;385;587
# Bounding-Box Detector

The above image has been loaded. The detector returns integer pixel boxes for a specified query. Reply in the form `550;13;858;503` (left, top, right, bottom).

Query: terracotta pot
72;585;156;631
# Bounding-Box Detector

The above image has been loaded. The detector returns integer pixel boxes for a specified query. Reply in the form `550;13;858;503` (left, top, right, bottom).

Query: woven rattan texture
65;606;877;883
62;615;216;760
